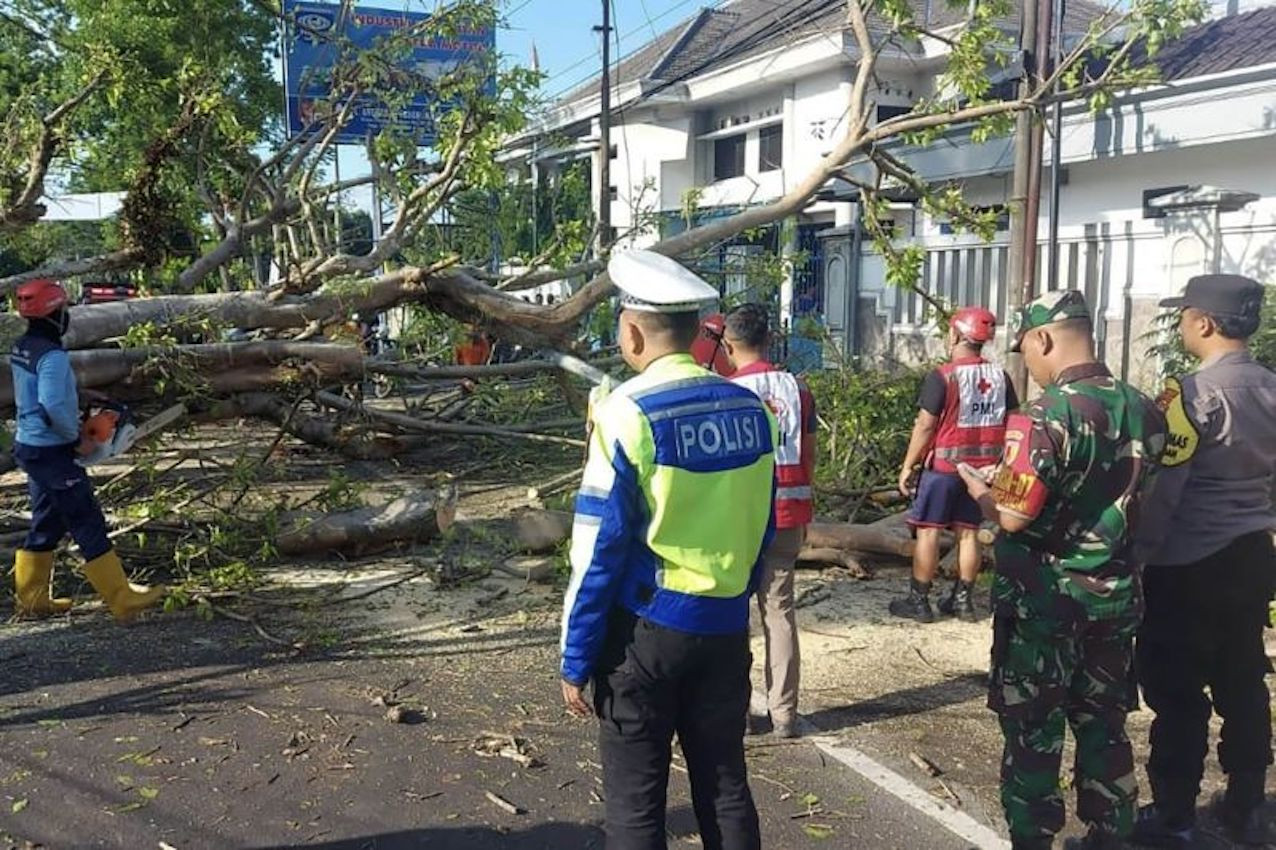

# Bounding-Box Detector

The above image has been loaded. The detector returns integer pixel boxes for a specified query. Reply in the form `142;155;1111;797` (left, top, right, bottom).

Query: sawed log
277;484;458;557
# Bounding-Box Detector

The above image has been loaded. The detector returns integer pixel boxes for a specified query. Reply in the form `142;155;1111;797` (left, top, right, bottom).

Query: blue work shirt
11;332;80;447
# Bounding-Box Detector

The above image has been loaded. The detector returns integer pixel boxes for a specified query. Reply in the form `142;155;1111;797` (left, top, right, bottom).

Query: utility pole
1024;0;1053;291
1046;0;1066;290
1005;0;1042;399
594;0;612;252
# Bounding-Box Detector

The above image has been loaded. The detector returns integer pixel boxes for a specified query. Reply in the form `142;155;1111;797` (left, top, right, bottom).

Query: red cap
690;313;735;376
15;279;68;319
951;306;996;343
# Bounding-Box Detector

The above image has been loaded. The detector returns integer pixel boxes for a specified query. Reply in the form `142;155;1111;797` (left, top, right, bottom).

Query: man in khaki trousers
721;304;816;739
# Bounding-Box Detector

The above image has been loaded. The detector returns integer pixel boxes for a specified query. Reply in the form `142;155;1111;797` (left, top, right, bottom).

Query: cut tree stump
512;509;573;554
494;556;558;583
278;485;458;557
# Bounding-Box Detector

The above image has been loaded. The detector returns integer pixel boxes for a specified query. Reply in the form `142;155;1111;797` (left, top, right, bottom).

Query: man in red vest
722;303;816;739
691;313;735;376
890;307;1016;623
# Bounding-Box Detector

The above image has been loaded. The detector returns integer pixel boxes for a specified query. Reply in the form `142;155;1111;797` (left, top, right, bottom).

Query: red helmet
690;313;735;376
951;306;996;344
16;279;69;319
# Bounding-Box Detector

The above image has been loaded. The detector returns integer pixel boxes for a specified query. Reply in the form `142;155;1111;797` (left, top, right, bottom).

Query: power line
609;0;847;119
549;0;846;107
637;0;661;40
541;0;704;99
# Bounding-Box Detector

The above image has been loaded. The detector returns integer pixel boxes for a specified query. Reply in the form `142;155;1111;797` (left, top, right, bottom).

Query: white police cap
607;249;719;314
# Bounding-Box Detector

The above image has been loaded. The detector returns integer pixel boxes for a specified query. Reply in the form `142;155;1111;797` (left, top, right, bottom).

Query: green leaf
803;824;835;839
138;787;159;800
11;798;28;814
800;792;820;807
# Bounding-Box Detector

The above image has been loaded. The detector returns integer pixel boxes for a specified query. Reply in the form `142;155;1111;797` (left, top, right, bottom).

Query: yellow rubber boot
13;550;73;617
81;550;165;623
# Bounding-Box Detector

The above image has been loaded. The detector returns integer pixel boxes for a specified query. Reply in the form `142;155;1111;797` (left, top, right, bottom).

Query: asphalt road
0;608;991;850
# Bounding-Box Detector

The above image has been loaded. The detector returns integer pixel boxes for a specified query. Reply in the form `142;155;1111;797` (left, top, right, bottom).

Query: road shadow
803;672;988;733
254;822;607;849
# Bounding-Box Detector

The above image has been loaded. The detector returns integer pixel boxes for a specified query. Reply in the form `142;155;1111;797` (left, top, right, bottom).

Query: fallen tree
0;0;1199;378
0;0;1203;614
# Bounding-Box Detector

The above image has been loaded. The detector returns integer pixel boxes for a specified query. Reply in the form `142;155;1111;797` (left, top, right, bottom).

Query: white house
515;0;1276;386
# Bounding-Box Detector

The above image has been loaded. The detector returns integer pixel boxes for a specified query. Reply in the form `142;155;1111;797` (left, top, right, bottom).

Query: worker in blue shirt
10;279;164;621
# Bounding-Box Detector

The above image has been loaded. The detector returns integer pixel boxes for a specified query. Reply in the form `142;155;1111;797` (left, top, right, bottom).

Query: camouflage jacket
990;362;1167;622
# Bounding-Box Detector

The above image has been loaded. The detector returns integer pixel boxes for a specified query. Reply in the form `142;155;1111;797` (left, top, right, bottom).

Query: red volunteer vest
731;363;814;529
929;357;1009;473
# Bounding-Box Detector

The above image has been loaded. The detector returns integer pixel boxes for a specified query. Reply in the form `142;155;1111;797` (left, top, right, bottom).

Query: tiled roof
557;0;1112;105
1134;5;1276;81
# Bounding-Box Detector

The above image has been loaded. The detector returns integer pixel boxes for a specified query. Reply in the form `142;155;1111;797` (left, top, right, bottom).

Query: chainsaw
77;402;185;467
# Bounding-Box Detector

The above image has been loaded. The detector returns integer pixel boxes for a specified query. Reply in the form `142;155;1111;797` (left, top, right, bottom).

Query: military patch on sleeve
991;411;1049;519
1155;377;1199;467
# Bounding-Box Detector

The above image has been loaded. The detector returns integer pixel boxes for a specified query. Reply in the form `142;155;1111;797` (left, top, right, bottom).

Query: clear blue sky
500;0;704;101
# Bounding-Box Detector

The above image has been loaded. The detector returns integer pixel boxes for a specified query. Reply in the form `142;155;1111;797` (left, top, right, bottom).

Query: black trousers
14;442;112;560
1138;531;1276;818
592;610;760;850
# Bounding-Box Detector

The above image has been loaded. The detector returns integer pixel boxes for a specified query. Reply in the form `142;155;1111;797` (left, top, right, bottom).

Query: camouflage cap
1008;290;1092;352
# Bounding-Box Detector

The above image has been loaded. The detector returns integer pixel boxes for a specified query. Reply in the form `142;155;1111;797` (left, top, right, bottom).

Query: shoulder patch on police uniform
1155;376;1199;467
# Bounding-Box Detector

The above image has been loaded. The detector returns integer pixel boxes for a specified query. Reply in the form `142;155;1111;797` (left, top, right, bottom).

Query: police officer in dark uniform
1131;274;1276;848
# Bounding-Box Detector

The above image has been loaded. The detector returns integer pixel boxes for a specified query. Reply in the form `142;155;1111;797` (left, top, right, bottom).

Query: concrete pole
1005;0;1042;399
1047;0;1066;291
595;0;612;252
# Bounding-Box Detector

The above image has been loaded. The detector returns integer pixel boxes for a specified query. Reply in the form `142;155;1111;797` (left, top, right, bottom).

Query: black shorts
906;470;982;531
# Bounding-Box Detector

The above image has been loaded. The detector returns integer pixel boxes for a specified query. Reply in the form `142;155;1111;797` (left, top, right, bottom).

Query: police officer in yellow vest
560;250;777;850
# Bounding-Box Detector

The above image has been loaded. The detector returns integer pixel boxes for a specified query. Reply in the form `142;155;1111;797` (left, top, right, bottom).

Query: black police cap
1160;274;1265;318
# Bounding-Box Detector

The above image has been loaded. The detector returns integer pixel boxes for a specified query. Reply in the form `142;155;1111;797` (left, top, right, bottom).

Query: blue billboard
282;1;495;146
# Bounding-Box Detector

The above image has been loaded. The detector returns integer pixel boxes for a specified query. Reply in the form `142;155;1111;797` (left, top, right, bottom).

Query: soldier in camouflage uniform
957;291;1167;850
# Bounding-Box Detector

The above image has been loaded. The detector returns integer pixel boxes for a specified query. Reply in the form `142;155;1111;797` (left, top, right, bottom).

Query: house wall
607;114;694;245
547;16;1276;384
856;135;1276;391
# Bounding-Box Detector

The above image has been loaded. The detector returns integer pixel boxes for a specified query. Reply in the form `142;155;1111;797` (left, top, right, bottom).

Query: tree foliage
0;0;1212;369
0;0;279;258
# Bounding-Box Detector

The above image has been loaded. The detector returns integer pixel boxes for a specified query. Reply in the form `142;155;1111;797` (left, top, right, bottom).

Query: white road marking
752;692;1010;849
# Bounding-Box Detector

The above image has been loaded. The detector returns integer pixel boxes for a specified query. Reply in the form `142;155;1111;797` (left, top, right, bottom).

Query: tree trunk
0;342;366;408
277;485;458;557
796;546;872;579
805;522;917;559
54;265;592;352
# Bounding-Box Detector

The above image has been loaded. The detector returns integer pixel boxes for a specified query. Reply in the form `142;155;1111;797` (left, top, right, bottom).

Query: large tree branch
0;341;367;407
300;109;478;284
0;71;106;232
846;0;879;139
0;248;146;293
177;173;380;293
